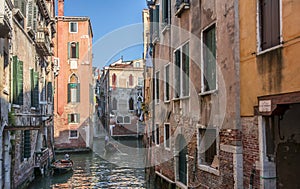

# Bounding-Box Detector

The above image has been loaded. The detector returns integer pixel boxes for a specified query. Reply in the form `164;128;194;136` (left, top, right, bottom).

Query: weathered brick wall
242;116;260;188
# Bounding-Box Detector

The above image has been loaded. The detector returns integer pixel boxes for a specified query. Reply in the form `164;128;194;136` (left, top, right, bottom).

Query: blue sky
63;0;147;68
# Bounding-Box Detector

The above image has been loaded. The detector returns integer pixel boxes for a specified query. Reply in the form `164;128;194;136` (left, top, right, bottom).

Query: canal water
28;138;148;189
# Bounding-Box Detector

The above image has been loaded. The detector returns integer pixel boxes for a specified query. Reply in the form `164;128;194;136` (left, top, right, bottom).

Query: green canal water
27;138;149;189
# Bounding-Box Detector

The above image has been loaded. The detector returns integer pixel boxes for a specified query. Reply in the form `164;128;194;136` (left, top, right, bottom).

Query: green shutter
162;0;166;23
17;61;24;105
30;69;34;106
33;5;37;31
76;83;80;102
33;71;39;107
68;114;71;123
67;42;71;59
182;43;189;96
76;42;79;58
24;130;31;158
12;56;18;104
76;113;80;123
67;83;71;103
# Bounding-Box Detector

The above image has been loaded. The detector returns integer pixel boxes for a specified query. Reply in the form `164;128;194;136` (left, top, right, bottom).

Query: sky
62;0;148;69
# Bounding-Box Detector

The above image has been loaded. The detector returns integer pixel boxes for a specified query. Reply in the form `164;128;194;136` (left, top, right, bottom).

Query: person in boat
64;154;70;160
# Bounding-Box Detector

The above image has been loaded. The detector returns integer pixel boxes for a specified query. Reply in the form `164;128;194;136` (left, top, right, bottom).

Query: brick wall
242;116;260;188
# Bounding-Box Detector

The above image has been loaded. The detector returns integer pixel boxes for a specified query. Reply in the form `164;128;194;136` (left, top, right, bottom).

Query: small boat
51;159;73;175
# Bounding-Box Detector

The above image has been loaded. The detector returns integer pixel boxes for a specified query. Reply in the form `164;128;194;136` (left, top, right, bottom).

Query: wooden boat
51;159;73;175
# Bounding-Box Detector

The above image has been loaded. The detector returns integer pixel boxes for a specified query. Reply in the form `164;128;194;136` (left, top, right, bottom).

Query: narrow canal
28;138;149;188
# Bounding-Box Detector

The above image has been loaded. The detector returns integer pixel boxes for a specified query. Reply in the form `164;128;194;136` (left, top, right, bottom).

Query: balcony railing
34;148;49;168
36;30;52;56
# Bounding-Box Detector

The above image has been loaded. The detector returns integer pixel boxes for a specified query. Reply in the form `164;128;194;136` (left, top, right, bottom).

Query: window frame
155;123;160;146
200;23;217;95
68;113;80;124
164;63;170;102
173;41;190;100
197;125;219;175
164;123;170;150
256;0;282;54
155;71;160;104
69;22;78;33
69;130;79;139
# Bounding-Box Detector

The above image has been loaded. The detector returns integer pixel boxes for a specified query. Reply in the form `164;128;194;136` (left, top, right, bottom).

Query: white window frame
256;0;283;55
200;22;218;95
69;130;79;139
196;124;220;175
69;22;78;33
164;123;170;150
173;41;190;100
164;63;170;102
69;113;79;124
155;71;160;104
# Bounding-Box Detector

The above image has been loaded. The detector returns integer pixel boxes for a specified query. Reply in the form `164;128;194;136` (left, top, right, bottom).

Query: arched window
68;42;79;59
129;74;133;86
68;74;80;103
112;73;117;86
129;97;134;110
112;98;117;110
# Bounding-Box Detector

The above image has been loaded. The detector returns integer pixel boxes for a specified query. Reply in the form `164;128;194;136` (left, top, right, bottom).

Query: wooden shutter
27;0;33;28
33;71;39;107
33;5;37;31
76;83;80;102
67;42;71;59
68;114;71;123
76;113;80;123
76;42;79;58
17;61;24;105
24;130;31;158
67;83;71;103
12;56;18;104
271;0;280;47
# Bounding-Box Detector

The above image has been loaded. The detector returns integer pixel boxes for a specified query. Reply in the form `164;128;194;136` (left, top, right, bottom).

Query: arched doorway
176;134;187;185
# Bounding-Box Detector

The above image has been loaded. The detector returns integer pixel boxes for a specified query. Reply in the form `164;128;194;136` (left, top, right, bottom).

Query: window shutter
17;61;24;105
175;50;181;98
76;42;79;58
24;130;31;158
162;0;166;23
67;83;71;103
33;5;37;31
76;83;80;102
271;0;280;47
182;43;189;96
68;114;71;123
33;71;39;107
14;0;19;9
155;5;159;33
68;42;71;58
27;0;33;28
12;56;18;104
47;82;53;102
30;69;34;106
76;113;80;123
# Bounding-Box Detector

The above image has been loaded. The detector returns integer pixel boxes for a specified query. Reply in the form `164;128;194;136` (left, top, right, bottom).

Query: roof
55;16;93;37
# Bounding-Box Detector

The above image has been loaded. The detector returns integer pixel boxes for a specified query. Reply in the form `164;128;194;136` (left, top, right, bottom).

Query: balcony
36;29;52;56
0;13;12;38
34;148;49;168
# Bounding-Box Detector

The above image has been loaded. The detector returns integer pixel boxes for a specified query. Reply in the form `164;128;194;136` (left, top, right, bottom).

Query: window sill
164;146;171;151
172;96;190;101
199;89;218;96
164;100;170;104
69;137;79;139
69;123;79;125
257;44;283;56
198;164;220;176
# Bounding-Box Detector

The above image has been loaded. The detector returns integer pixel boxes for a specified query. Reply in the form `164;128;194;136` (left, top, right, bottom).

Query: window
69;130;78;138
69;22;78;33
155;71;160;103
202;25;216;92
162;0;170;25
164;124;170;149
68;42;79;59
30;69;39;107
174;42;189;98
117;116;124;124
156;124;160;145
198;128;217;166
150;5;160;41
68;74;80;103
138;77;144;86
129;74;133;86
23;130;31;158
129;97;134;110
164;64;170;101
136;62;140;67
259;0;280;51
112;98;117;110
12;56;24;105
124;116;130;124
112;73;117;86
68;113;80;124
4;51;9;67
47;82;53;102
152;124;155;143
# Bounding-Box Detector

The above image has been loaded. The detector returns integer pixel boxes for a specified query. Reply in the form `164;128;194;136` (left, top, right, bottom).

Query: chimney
58;0;64;16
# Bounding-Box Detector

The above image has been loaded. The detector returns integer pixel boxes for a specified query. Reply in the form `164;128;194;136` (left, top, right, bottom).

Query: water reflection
28;138;146;189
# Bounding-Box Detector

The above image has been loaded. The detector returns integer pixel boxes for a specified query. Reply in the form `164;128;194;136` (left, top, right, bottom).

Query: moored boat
51;159;73;175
